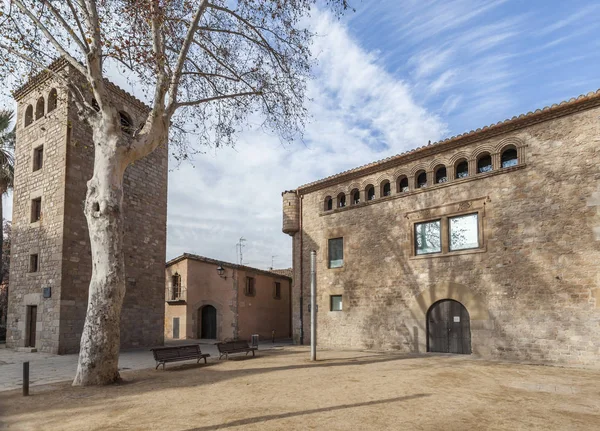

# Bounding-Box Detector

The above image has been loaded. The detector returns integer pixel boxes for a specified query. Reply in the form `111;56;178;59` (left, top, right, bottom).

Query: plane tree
0;0;349;386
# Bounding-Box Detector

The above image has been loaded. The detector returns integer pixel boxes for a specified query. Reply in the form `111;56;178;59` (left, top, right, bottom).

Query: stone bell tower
6;59;168;353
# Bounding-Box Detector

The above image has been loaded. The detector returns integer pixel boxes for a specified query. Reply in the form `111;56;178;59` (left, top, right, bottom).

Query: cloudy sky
3;0;600;270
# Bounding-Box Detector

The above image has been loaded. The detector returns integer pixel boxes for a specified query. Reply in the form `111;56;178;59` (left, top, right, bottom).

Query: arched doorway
427;299;471;354
199;305;217;339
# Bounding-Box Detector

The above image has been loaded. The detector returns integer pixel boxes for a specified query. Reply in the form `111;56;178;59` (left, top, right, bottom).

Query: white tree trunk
73;133;127;386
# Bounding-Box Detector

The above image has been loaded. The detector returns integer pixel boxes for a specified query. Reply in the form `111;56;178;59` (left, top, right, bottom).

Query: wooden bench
217;340;257;360
150;344;210;370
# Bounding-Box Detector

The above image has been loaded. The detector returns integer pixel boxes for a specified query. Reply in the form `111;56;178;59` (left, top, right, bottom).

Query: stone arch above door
409;282;489;321
191;300;224;340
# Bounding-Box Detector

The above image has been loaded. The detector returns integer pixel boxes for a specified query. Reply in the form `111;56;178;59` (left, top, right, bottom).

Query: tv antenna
236;237;246;265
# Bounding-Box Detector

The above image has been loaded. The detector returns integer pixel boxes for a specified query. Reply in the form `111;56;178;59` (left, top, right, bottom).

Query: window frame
416;170;427;189
274;282;281;299
448;213;480;252
500;147;518;168
328;237;344;269
31;197;42;223
330;295;343;311
414;219;442;256
410;206;485;258
245;276;256;296
33;145;44;172
29;254;39;273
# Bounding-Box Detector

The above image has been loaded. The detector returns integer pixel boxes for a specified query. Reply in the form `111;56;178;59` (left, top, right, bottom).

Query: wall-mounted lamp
216;265;226;279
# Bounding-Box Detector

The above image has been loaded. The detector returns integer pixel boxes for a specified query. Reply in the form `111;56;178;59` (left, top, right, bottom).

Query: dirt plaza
0;347;599;431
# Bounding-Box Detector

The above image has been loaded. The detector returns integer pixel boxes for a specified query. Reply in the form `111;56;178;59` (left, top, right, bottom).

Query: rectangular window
245;276;255;296
330;295;343;311
31;197;42;223
172;317;180;339
328;237;344;268
449;213;479;251
274;282;281;299
33;145;43;171
415;220;441;255
29;254;39;272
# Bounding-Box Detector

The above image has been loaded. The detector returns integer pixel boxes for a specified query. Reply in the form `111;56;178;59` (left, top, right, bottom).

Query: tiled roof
270;268;293;279
166;253;292;280
295;89;600;193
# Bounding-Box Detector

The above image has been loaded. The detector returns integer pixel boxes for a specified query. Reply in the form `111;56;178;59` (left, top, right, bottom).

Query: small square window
245;276;255;296
330;295;343;311
31;197;42;223
449;213;479;251
328;238;344;268
415;220;441;255
274;282;281;299
29;254;39;272
33;146;43;171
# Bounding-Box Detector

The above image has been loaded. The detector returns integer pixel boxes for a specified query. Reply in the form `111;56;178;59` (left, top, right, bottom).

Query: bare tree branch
174;90;262;108
41;0;89;55
12;0;87;75
166;0;209;115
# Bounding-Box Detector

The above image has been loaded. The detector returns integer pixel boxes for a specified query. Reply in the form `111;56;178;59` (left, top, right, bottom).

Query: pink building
165;254;292;342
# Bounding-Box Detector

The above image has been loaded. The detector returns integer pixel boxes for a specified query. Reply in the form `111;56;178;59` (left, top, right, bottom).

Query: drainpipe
299;193;304;345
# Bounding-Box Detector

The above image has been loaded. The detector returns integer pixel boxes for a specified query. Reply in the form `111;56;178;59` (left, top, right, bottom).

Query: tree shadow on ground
183;393;430;431
0;350;443;418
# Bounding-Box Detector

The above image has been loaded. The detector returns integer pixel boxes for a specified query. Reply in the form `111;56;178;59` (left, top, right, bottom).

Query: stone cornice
296;89;600;195
13;57;151;113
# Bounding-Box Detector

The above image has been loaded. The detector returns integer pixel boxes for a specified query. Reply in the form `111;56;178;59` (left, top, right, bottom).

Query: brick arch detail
428;158;449;172
409;164;428;177
409;282;490;321
495;136;525;153
471;145;497;160
449;151;471;165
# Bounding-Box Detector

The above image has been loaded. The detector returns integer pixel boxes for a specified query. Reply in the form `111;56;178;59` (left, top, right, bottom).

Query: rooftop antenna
236;237;246;265
270;255;277;270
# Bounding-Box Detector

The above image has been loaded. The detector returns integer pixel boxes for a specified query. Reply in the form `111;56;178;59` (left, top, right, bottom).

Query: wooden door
427;300;471;354
201;305;217;339
27;306;37;348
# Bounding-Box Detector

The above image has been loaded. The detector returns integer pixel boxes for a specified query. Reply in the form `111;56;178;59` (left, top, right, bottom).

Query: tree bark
0;190;4;284
73;134;127;386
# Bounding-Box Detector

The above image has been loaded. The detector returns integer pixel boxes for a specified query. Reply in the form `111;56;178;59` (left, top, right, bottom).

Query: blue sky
3;1;600;270
346;0;599;136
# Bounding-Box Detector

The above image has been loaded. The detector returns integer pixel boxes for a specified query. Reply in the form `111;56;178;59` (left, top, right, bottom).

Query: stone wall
7;64;167;354
6;81;68;352
287;103;600;367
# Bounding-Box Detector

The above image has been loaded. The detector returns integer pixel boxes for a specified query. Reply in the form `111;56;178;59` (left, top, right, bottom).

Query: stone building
165;254;292;342
6;58;168;354
283;90;600;367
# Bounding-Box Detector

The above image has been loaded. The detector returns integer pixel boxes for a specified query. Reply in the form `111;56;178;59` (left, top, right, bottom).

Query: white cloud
165;10;446;269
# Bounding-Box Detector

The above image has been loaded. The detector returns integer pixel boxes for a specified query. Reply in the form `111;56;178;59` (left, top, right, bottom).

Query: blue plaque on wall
43;287;51;298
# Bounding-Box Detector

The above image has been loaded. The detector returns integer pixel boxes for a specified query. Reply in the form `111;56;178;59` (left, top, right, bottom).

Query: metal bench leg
252;350;255;357
204;357;207;364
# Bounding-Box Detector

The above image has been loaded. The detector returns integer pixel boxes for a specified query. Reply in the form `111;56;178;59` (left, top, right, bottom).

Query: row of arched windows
25;90;135;136
324;145;520;211
24;89;58;127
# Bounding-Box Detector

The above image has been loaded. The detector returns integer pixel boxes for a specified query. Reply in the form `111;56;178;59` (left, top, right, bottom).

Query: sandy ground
0;347;599;431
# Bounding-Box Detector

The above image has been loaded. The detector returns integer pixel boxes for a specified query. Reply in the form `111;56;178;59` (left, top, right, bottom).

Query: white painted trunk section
73;130;127;386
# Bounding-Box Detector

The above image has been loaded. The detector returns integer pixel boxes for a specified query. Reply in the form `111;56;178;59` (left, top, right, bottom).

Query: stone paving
0;340;291;392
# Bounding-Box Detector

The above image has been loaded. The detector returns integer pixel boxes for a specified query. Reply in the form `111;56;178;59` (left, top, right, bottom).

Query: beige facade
283;90;600;367
165;254;292;342
6;59;168;354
